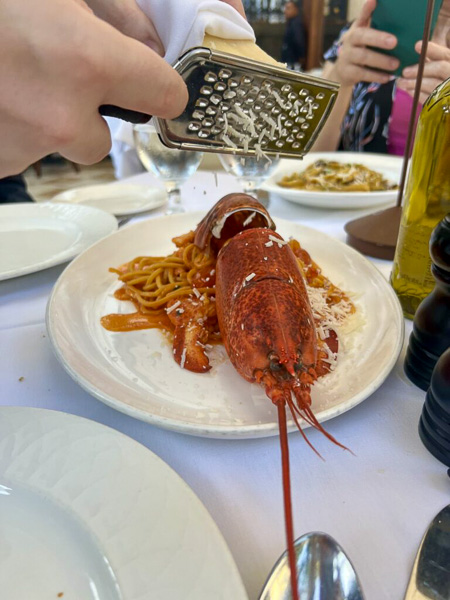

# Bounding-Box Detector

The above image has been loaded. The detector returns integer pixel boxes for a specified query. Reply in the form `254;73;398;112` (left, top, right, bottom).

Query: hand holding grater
100;47;339;159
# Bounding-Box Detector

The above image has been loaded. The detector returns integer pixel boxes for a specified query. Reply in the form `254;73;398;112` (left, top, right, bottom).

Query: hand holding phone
397;39;450;103
327;0;399;87
371;0;443;76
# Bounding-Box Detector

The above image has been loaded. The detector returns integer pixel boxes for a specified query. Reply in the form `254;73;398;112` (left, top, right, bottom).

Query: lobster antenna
300;403;351;453
277;401;300;600
286;395;324;460
288;390;351;454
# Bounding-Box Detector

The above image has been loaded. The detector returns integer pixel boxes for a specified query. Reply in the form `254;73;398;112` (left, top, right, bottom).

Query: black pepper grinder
404;214;450;390
419;347;450;467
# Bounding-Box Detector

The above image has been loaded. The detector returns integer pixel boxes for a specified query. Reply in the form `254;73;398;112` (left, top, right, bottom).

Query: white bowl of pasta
263;152;403;209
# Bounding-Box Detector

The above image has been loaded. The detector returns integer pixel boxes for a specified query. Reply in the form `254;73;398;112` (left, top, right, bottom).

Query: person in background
312;0;450;154
0;176;34;204
281;1;306;68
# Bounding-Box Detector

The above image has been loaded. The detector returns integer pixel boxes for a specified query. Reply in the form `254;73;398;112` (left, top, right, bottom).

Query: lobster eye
294;360;304;373
269;358;283;372
268;352;282;372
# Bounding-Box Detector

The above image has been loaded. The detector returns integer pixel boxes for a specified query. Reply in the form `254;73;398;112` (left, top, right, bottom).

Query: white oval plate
263;152;403;209
0;407;247;600
47;213;404;439
0;202;117;281
52;183;166;217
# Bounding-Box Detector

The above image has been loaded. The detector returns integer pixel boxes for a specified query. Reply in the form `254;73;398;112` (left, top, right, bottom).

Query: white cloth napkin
137;0;254;64
109;0;254;178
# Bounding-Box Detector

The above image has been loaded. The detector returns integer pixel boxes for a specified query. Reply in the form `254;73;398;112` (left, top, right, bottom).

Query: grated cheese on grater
221;133;238;148
254;143;272;163
226;124;248;140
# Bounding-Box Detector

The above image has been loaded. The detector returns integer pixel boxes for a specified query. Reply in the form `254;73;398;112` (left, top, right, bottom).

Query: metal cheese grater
155;47;339;159
100;47;339;159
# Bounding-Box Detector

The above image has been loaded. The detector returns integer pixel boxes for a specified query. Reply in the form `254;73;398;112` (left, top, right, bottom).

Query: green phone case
371;0;443;76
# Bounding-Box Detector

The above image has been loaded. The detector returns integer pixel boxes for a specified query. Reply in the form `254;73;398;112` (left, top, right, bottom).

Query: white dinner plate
52;183;166;216
0;202;117;281
263;152;403;209
47;212;404;439
0;407;247;600
47;213;404;438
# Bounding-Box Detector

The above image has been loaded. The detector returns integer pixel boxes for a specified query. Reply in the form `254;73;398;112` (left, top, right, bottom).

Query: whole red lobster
195;194;346;600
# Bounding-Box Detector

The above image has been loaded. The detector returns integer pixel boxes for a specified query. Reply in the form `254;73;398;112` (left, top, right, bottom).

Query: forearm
0;0;187;177
311;62;353;151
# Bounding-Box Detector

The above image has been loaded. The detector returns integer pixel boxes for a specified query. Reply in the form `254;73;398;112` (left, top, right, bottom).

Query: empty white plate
52;183;166;216
0;407;247;600
0;202;117;281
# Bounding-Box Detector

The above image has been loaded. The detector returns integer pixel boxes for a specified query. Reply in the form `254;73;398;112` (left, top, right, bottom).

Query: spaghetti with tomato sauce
101;230;355;374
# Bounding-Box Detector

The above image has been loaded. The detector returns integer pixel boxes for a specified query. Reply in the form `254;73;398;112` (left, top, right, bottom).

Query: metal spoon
259;532;365;600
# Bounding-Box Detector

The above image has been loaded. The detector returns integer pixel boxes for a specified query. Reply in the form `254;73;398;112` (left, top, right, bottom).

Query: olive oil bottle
391;78;450;319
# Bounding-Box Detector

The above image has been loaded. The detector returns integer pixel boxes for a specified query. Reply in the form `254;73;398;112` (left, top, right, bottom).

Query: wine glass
133;124;203;214
218;154;280;207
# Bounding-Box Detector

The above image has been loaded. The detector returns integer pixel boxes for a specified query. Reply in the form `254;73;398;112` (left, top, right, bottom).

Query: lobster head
225;276;317;383
215;228;318;393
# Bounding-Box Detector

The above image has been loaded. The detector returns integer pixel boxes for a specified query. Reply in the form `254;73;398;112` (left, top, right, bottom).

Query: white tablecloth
1;170;448;600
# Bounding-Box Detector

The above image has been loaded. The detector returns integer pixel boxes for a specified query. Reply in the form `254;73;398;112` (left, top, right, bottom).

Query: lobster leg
259;370;324;458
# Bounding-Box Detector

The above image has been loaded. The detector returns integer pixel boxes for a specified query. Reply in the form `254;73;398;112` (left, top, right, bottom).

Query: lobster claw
194;193;276;255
